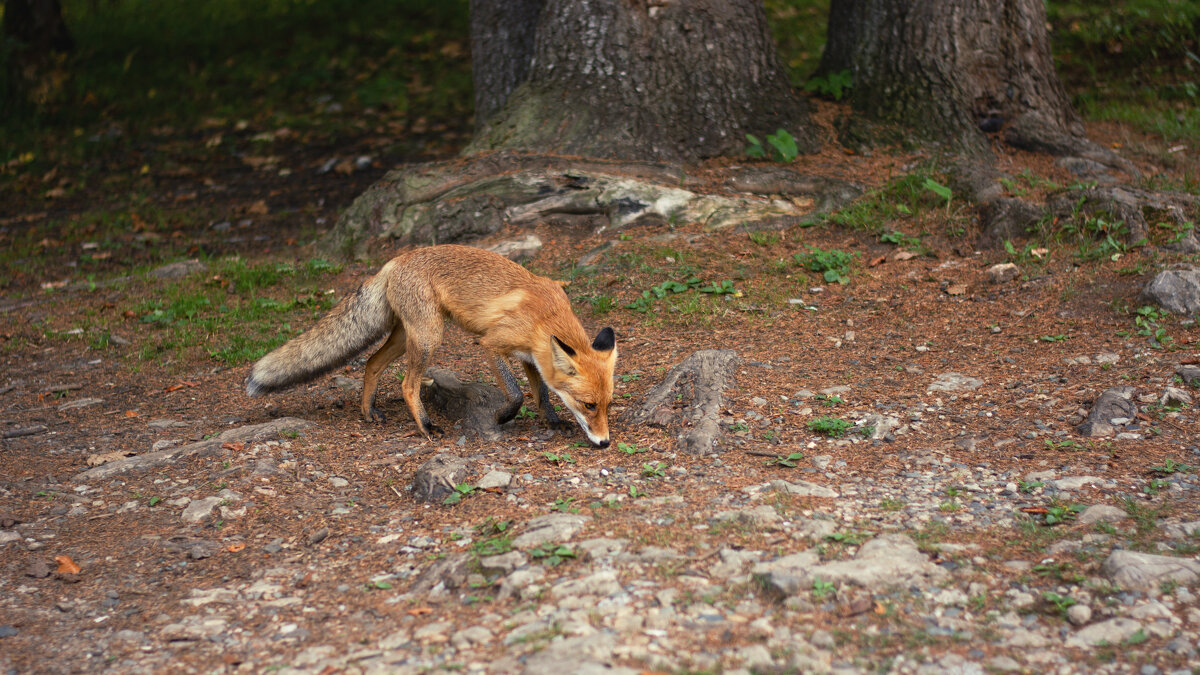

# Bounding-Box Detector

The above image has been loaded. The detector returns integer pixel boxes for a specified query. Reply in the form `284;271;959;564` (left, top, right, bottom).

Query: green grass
2;0;472;169
1047;0;1200;144
131;257;341;365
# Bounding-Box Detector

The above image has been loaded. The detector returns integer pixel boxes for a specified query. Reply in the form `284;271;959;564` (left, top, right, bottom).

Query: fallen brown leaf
54;555;81;575
407;607;434;616
227;543;246;553
868;255;887;267
946;283;967;296
222;441;245;452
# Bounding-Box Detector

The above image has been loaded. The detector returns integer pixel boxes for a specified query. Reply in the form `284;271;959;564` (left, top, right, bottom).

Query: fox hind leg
362;323;407;423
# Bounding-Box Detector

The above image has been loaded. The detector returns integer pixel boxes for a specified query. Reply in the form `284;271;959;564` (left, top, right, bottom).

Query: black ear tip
592;326;615;351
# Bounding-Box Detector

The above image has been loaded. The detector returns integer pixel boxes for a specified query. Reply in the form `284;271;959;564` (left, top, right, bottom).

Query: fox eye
583;402;597;411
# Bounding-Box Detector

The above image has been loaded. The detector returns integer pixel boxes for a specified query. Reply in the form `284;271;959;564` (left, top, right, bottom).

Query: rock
713;505;781;530
487;234;543;263
1141;268;1200;315
0;530;20;546
987;263;1020;283
1067;604;1093;626
497;567;546;601
622;349;740;454
1161;386;1193;408
0;625;18;638
75;417;313;481
181;497;223;524
420;368;519;441
1049;476;1110;491
519;632;639;675
927;372;984;392
411;453;472;503
1066;617;1144;649
1163;521;1200;540
57;397;103;412
413;620;453;643
149;259;207;279
406;553;472;597
1077;387;1136;437
477;470;513;490
25;560;50;578
1101;550;1200;591
512;513;590;550
575;537;628;561
451;625;493;649
744;479;839;499
1177;365;1200;388
754;534;944;596
858;413;900;441
1077;504;1129;526
479;551;526;575
550;570;621;599
978;198;1045;248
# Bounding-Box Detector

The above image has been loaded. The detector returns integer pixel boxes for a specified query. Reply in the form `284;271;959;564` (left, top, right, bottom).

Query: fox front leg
491;356;525;425
520;362;570;431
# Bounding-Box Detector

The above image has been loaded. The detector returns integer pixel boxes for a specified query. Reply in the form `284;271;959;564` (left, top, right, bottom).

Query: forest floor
2;92;1200;674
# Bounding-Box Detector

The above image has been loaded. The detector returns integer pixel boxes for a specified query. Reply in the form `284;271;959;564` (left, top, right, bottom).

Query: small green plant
1019;480;1044;493
879;497;906;511
616;441;647;455
628;485;646;499
553;496;580;513
794;246;856;284
746;128;799;162
823;531;867;546
811;578;836;599
1044;438;1080;451
804;69;852;100
518;406;538;420
1144;478;1171;495
1042;591;1077;617
748;231;781;247
642;461;667;478
442;483;478;506
529;544;576;567
923;178;953;212
1043;503;1087;525
807;416;853;438
697;279;739;295
366;580;393;590
1039;333;1069;343
879;230;923;250
543;451;576;465
148;496;162;506
765;452;805;468
1151;459;1193;475
815;393;843;407
730;422;750;433
1133;305;1173;348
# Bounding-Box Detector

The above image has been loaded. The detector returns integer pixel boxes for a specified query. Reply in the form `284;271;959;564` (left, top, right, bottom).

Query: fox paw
420;418;445;438
365;406;387;424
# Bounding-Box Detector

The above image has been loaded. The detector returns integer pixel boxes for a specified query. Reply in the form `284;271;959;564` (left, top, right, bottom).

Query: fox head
545;327;617;447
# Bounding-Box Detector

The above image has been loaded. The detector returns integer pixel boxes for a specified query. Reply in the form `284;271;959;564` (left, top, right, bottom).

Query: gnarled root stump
624;350;740;455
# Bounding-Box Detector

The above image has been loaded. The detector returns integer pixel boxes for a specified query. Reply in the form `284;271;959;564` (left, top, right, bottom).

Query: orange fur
246;245;617;446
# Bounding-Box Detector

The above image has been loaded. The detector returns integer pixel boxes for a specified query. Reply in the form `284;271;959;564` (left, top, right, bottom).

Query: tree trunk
467;0;815;163
818;0;1088;157
468;0;543;130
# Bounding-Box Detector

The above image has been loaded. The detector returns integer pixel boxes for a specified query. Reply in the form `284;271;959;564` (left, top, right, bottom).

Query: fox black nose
595;439;610;448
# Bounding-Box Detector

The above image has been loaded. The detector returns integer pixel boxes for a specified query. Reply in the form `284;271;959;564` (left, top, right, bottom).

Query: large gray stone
1141;268;1200;315
511;513;590;550
754;534;945;596
1101;550;1200;591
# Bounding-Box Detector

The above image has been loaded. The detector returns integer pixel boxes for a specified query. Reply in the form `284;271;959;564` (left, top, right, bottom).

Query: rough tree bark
817;0;1119;165
468;0;542;131
467;0;815;162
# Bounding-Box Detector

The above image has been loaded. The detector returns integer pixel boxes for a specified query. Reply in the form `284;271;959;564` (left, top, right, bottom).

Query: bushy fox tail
245;269;394;397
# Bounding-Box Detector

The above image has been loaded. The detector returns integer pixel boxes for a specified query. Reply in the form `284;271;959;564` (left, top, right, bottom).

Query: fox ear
550;335;578;375
591;327;615;352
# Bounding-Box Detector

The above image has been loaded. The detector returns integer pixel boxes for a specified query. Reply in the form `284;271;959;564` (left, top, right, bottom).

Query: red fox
245;245;617;447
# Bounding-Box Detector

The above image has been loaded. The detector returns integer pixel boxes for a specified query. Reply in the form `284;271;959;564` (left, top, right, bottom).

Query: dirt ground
1;116;1199;674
